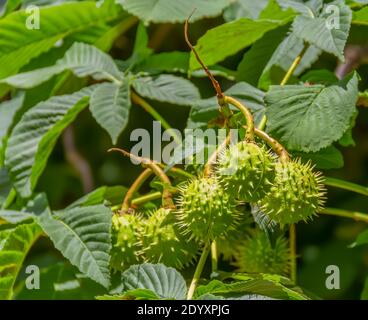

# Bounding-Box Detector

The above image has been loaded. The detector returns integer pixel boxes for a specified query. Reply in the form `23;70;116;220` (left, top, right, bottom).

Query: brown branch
62;126;94;194
184;11;224;100
335;45;368;79
121;168;153;213
108;148;175;209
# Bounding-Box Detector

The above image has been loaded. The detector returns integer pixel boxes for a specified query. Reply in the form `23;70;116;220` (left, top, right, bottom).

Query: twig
319;207;368;223
108;148;175;208
62;126;94;194
121;168;153;212
289;224;297;283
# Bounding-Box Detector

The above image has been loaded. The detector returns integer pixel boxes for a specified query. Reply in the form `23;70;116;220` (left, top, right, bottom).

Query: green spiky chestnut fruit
141;208;199;269
234;230;290;275
110;214;143;272
177;176;239;241
217;142;275;202
259;159;325;225
216;211;253;260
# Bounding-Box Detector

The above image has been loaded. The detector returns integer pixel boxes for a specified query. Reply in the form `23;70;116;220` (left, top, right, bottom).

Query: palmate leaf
90;80;131;145
0;222;43;300
0;0;122;79
265;72;359;152
292;0;352;61
189;2;295;70
37;205;112;288
132;75;200;106
1;42;122;89
120;263;187;300
117;0;232;23
5;86;96;198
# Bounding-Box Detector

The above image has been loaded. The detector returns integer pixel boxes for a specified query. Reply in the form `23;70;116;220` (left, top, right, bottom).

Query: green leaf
121;263;187;300
132;75;200;106
0;222;43;299
129;22;152;66
137;52;189;74
189;82;265;127
5;86;95;198
118;0;232;23
361;277;368;300
0;1;122;79
351;229;368;247
265;72;359;152
37;205;112;288
352;6;368;26
0;0;22;17
301;69;339;85
194;275;309;300
198;293;274;300
293;145;344;170
190;5;295;69
259;0;296;20
15;263;107;300
0;169;12;207
236;25;289;85
292;0;352;61
339;109;358;147
1;42;122;89
97;289;160;300
136;52;234;80
0;210;33;224
0;92;25;162
67;186;128;209
224;0;269;21
258;32;322;90
90;81;131;144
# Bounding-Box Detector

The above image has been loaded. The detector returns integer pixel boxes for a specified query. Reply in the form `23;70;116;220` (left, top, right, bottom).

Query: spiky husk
233;230;290;275
216;210;253;260
141;208;199;269
259;159;325;225
217;142;275;202
110;214;144;272
177;176;239;241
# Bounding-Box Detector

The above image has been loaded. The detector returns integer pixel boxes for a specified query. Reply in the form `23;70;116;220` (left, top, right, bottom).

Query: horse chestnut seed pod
141;208;199;269
234;230;290;275
217;142;276;202
110;214;144;272
259;159;325;225
177;176;239;241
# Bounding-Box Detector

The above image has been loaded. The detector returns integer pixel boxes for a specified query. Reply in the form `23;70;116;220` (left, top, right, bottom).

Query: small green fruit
216;210;253;260
142;208;199;269
217;142;275;202
234;230;290;275
259;159;325;225
177;176;239;241
110;214;143;272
